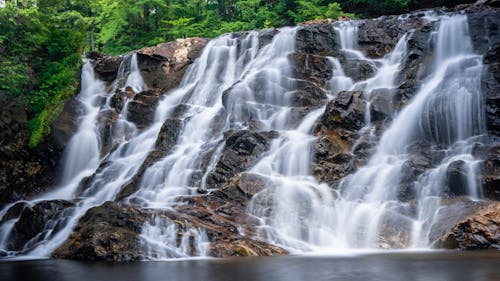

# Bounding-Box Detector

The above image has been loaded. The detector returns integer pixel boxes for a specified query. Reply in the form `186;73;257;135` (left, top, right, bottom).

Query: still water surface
1;251;499;281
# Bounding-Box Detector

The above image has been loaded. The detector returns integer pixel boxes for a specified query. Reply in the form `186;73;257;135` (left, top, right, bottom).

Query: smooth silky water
0;10;496;271
1;251;499;281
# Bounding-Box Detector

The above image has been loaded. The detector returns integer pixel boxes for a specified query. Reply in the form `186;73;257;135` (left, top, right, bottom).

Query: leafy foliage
0;0;474;146
91;0;353;54
336;0;475;18
0;1;88;147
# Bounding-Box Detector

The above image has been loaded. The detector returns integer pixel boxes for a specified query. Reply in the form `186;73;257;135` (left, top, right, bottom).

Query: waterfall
133;28;302;258
140;216;209;259
46;62;103;199
332;14;485;249
124;54;145;93
246;19;412;252
0;53;155;258
0;10;493;260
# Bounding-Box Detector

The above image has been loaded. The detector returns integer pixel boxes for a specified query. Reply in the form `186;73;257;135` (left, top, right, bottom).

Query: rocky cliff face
0;2;499;261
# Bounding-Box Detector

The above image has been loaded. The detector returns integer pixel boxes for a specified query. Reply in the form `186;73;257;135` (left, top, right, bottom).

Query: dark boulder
445;160;470;197
321;91;367;132
0;201;29;224
49;98;81;152
357;16;425;58
257;28;279;49
482;44;500;136
205;130;278;189
53;202;149;261
293;53;333;87
467;9;500;55
96;108;120;155
7;200;74;252
296;24;339;55
216;173;269;207
294;80;329;107
480;143;500;200
312;92;369;187
399;155;432;201
432;199;500;250
94;55;124;82
136;38;209;92
126;89;161;128
312;133;356;188
340;57;377;82
467;7;500;136
368;88;396;123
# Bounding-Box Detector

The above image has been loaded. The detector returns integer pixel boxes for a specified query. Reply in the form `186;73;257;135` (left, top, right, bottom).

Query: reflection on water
1;251;499;281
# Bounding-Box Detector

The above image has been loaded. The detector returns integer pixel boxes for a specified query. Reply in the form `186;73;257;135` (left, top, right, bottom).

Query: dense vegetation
336;0;476;18
0;0;474;147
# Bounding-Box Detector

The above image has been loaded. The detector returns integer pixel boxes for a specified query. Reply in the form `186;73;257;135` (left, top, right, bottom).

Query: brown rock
137;38;209;92
205;130;278;189
434;201;500;250
53;202;150;261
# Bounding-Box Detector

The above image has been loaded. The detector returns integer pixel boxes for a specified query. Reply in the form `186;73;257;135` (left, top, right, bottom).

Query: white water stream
0;12;489;259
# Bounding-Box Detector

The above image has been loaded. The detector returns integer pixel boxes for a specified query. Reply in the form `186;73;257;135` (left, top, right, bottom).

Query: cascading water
0;53;155;258
331;14;486;249
246;19;412;252
0;9;494;260
136;28;304;258
45;62;104;199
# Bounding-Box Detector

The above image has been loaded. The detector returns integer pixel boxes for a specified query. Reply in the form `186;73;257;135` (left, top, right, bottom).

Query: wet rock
49;98;80;152
394;80;423;109
467;7;500;136
432;199;500;250
94;55;124;82
312;92;370;187
216;173;269;207
357;16;424;58
445;160;470;197
312;133;356;188
53;202;150;261
294;80;328;107
257;28;279;49
53;194;287;260
205;130;278;189
163;189;288;257
340;57;377;82
126;89;161;128
399;155;432;201
96;108;120;155
154;118;184;152
0;201;29;224
321;91;367;132
377;212;413;249
209;239;286;257
480;143;500;200
482;44;500;136
0;96;68;208
395;23;434;98
137;38;209;92
296;24;339;55
467;9;500;55
7;200;74;252
293;53;333;87
109;89;132;113
368;88;395;123
116;118;185;200
351;133;377;163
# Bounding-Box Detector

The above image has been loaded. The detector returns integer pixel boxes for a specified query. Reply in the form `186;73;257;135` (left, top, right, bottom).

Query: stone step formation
0;2;498;261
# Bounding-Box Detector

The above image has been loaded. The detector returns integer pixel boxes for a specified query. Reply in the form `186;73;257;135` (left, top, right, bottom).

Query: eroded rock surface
432;199;500;250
